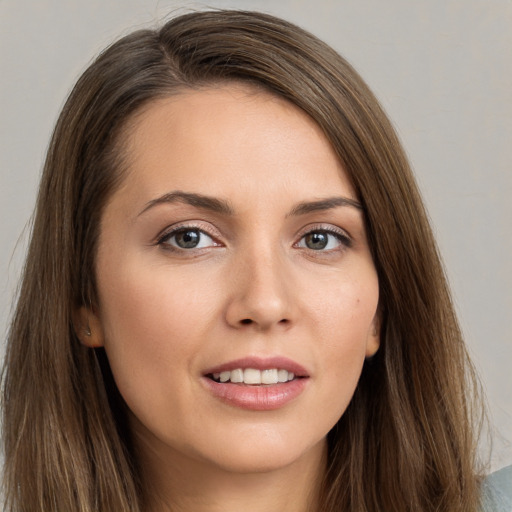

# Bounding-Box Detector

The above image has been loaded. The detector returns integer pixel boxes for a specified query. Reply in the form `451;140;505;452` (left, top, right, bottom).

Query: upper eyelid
154;220;352;245
155;222;221;245
296;223;352;240
295;225;353;251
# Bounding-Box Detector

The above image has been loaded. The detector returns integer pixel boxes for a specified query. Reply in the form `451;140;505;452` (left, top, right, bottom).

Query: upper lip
203;356;309;377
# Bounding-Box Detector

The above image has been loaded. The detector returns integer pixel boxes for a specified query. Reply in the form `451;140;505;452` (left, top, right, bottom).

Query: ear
365;312;381;357
72;306;105;348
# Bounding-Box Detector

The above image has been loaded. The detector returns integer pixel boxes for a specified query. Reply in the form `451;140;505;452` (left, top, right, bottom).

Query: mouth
207;368;299;385
202;357;309;410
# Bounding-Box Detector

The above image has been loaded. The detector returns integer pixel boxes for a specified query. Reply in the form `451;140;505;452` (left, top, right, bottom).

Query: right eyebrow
137;191;235;217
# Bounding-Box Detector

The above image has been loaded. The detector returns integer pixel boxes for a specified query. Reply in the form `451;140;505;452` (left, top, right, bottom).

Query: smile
209;368;296;385
202;357;309;410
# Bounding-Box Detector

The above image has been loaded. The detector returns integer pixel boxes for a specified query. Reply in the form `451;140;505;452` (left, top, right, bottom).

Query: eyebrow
138;191;362;218
138;191;235;217
288;196;363;216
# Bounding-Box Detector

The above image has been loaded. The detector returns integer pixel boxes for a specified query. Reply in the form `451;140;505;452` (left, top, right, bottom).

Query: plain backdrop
1;0;511;471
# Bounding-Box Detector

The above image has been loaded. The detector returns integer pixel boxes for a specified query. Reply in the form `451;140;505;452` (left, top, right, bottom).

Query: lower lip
202;377;307;411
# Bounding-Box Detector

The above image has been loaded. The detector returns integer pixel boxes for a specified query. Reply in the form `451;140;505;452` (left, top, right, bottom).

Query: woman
1;9;504;512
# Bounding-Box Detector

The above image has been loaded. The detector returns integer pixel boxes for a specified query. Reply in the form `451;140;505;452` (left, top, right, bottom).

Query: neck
135;430;327;512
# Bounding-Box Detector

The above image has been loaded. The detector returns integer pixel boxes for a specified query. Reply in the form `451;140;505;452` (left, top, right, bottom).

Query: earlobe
365;314;381;357
72;306;105;348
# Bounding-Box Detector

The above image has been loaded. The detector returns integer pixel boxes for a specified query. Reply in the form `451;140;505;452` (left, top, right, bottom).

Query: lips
202;356;309;411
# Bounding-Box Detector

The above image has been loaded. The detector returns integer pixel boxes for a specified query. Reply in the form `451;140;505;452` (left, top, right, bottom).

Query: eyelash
156;223;220;252
294;225;352;253
155;223;352;253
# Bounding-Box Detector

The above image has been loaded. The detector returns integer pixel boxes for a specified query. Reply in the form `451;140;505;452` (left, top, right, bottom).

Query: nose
224;246;295;331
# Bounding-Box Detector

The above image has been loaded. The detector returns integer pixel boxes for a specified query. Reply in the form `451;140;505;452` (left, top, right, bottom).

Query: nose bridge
225;235;293;330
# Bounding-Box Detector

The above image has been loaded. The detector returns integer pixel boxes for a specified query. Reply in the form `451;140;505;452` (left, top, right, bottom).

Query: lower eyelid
155;224;351;252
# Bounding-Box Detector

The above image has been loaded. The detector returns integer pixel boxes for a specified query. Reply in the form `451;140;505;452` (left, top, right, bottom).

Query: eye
296;229;350;251
158;227;219;250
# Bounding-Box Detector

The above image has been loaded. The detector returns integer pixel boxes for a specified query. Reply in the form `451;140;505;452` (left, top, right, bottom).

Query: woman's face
81;85;380;475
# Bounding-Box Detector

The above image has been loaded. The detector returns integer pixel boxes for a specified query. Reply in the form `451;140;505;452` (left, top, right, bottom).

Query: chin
195;432;327;475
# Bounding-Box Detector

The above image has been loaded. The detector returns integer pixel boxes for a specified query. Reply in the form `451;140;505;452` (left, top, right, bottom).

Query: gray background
1;0;510;471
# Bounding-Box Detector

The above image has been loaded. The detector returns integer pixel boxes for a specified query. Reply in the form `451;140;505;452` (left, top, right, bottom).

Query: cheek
308;271;378;406
95;258;216;402
98;251;216;339
310;269;378;345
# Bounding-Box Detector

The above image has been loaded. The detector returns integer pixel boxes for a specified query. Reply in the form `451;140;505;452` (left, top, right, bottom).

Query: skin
77;85;380;512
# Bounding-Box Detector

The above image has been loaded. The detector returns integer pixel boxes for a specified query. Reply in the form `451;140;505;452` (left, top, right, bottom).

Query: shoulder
481;465;512;512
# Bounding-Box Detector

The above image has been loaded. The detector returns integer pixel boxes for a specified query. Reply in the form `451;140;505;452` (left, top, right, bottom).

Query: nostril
235;317;290;328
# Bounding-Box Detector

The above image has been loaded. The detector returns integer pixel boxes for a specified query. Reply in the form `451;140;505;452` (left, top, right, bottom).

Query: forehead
114;84;356;209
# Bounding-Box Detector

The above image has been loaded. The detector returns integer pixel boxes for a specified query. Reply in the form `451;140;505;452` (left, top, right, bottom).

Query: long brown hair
2;10;484;511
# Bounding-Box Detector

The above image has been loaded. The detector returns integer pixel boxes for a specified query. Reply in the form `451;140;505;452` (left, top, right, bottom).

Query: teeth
211;368;297;385
244;368;261;384
277;369;288;382
230;369;244;383
261;369;278;384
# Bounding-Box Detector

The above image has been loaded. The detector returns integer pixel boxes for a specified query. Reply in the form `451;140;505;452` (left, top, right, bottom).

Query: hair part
2;9;484;512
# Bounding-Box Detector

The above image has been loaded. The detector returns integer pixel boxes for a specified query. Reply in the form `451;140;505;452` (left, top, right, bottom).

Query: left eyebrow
287;196;363;216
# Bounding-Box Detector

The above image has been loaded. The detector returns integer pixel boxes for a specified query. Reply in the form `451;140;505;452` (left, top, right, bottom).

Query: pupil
176;229;200;248
306;232;328;250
